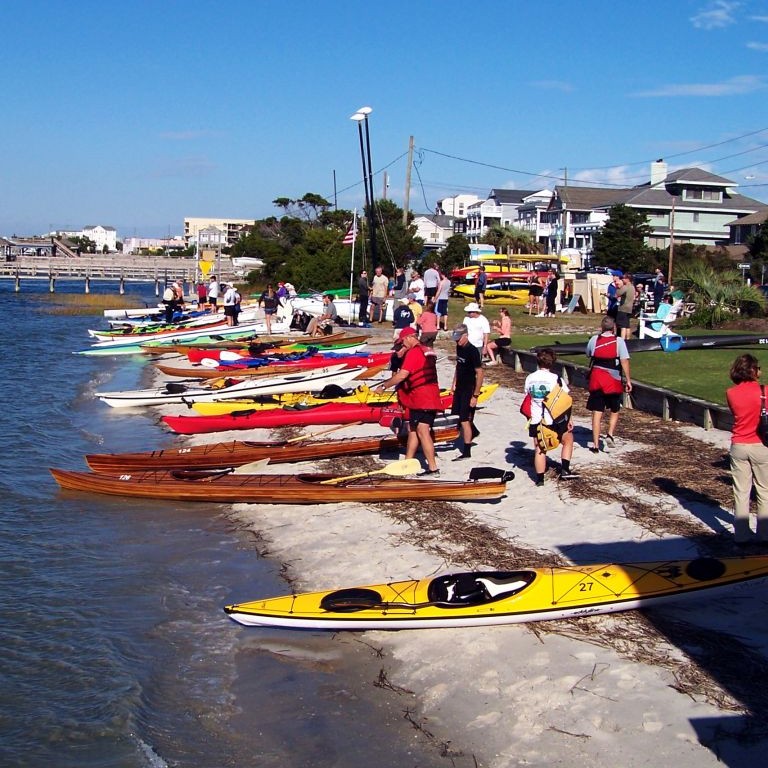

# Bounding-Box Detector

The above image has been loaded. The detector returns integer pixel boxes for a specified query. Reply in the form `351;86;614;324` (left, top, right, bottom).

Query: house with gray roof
466;188;537;243
547;161;765;255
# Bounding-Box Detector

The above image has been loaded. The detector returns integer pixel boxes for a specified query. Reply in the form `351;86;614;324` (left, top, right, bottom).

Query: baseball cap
397;326;417;341
452;323;468;341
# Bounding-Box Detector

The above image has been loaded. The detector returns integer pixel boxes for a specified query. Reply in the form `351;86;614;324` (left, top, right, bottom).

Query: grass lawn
444;302;768;406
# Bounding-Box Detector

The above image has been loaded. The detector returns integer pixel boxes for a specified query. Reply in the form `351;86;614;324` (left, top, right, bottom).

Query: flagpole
348;209;357;324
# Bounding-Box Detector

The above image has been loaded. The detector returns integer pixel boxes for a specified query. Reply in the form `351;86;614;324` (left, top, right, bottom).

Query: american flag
342;223;357;245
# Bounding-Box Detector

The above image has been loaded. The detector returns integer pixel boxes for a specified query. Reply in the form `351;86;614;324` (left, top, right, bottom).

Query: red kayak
162;402;406;435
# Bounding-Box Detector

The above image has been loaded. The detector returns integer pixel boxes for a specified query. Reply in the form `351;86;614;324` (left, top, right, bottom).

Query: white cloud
750;14;768;22
529;80;575;93
691;1;740;29
634;74;767;97
747;41;768;50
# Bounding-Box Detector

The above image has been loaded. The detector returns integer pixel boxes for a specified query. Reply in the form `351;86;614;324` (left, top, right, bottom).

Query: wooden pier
0;255;236;292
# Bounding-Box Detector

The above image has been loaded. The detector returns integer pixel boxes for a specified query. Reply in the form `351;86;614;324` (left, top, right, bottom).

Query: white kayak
78;320;290;356
96;364;368;408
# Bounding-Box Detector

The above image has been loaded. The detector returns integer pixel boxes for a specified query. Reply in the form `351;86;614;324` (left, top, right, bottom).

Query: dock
0;255;237;292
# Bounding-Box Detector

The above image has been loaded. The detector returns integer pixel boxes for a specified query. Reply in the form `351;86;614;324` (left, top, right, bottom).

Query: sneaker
419;468;441;476
560;471;580;480
535;478;545;487
589;447;600;454
603;434;616;448
452;453;471;462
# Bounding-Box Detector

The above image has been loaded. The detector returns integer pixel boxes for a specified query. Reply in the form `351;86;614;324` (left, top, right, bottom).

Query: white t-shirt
409;277;425;302
207;280;220;299
437;276;452;301
423;268;440;290
462;314;490;349
523;368;569;425
223;287;237;306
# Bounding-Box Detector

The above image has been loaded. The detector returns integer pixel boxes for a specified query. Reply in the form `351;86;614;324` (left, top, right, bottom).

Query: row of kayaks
54;309;768;632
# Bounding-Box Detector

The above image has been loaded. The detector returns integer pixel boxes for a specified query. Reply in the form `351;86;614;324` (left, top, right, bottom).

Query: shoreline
154;328;768;766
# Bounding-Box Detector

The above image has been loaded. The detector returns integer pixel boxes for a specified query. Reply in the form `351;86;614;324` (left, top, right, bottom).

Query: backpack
542;378;573;432
162;287;175;302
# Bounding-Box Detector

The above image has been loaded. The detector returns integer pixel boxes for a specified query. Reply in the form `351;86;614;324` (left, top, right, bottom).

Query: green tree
676;262;766;327
748;219;768;262
592;205;652;272
371;199;423;269
437;234;470;274
484;225;535;255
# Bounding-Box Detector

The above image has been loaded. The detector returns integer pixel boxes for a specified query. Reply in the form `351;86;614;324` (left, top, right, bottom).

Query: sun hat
464;302;481;313
452;323;468;341
399;297;410;304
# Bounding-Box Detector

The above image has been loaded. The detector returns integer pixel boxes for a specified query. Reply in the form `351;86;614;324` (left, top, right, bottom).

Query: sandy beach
158;329;768;767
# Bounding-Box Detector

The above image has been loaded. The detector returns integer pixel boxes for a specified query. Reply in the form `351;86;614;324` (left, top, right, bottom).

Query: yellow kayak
454;280;529;306
190;383;499;416
225;555;768;630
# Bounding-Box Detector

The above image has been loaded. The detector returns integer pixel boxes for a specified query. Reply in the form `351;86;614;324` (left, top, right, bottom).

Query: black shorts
408;409;437;428
209;297;218;307
450;389;476;422
224;305;237;317
495;337;511;348
529;285;543;297
425;287;437;299
475;289;485;301
586;390;623;413
616;311;631;330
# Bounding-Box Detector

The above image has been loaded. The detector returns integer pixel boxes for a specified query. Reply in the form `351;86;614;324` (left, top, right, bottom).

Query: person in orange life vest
585;316;632;453
374;326;443;475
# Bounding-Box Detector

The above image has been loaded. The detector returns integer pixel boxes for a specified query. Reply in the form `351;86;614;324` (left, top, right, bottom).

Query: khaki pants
730;442;768;542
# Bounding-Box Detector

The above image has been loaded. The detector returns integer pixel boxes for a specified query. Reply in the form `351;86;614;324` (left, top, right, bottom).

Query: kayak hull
224;556;768;630
84;425;461;472
49;467;511;504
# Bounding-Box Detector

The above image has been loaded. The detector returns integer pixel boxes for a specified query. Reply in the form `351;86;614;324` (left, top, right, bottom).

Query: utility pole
403;135;414;227
668;197;676;286
382;171;389;200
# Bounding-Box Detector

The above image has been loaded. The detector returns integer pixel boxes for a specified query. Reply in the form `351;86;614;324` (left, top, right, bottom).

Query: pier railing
0;255;236;283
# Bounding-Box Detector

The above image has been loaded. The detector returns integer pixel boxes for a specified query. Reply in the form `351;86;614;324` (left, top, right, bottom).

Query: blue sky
1;0;767;238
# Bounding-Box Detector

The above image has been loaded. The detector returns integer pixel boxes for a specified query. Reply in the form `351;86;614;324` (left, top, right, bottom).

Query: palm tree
676;262;766;328
484;225;536;256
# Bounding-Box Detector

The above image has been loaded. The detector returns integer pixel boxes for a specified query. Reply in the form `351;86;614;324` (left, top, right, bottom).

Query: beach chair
638;299;683;339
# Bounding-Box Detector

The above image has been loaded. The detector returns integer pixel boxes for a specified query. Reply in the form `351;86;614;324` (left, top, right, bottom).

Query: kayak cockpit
427;571;537;606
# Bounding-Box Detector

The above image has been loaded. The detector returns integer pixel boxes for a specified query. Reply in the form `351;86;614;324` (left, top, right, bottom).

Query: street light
350;106;378;268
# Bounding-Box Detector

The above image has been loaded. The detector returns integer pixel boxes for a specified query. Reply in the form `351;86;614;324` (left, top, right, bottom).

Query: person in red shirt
375;326;442;474
726;353;768;544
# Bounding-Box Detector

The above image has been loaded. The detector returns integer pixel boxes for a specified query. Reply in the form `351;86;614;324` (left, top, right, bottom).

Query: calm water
0;281;444;768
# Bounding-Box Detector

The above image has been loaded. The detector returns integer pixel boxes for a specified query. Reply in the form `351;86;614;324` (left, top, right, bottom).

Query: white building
465;189;537;242
411;214;456;250
436;194;480;219
82;225;118;252
184;217;256;247
122;236;186;254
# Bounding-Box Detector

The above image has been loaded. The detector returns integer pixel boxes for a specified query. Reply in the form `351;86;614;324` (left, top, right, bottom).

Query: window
683;188;722;202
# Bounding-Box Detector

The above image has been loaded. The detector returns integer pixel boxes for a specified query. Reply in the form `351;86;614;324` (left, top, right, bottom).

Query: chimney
651;159;667;186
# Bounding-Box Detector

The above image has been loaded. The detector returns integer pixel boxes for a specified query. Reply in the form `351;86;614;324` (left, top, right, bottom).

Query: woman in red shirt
726;353;768;544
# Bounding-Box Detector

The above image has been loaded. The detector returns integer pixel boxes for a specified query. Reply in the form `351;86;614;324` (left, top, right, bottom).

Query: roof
413;213;454;228
725;208;768;227
662;167;733;186
488;188;538;205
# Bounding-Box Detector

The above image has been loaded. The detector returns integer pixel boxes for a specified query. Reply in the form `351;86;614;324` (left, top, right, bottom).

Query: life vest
588;334;623;394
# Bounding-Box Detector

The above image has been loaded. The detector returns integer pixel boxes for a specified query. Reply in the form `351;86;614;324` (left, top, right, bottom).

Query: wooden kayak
49;466;513;504
155;352;392;380
162;402;407;434
84;425;461;472
223;555;768;630
189;382;499;417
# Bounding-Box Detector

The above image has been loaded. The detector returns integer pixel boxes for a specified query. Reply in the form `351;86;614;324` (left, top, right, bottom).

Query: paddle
231;458;271;474
319;458;422;485
285;422;364;443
